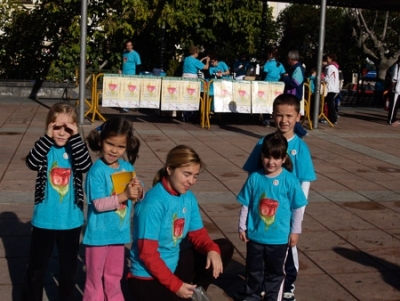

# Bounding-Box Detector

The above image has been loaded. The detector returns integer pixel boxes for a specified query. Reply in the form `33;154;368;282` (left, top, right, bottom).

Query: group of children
21;92;315;301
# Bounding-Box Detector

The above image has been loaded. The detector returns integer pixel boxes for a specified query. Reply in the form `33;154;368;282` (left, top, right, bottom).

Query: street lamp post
79;0;88;125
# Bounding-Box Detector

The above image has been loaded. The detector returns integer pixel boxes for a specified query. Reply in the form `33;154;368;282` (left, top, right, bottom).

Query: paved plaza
0;96;399;300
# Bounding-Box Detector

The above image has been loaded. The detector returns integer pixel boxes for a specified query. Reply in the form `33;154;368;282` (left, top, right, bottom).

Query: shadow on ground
333;247;400;291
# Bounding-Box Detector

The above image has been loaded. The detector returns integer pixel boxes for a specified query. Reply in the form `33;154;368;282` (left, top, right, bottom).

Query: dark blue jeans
244;240;288;301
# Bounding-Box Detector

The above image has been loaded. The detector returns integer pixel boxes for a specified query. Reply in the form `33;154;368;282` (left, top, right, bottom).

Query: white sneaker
283;292;296;301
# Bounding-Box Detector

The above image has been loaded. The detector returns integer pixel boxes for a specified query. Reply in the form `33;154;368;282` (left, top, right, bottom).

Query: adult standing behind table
181;46;210;122
282;50;308;138
262;48;286;126
182;45;210;78
263;48;286;82
128;145;234;301
119;40;141;113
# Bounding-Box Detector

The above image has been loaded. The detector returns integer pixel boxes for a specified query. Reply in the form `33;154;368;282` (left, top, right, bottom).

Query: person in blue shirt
236;131;308;301
242;94;316;301
22;103;92;301
264;48;286;82
127;145;233;301
119;40;142;113
181;46;210;122
209;54;230;78
83;117;144;301
182;45;210;78
262;48;286;126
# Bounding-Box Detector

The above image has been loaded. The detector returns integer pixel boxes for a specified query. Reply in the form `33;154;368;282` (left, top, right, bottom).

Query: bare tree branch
382;11;388;41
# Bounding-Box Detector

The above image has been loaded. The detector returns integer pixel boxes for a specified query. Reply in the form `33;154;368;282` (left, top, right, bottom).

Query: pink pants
83;245;125;301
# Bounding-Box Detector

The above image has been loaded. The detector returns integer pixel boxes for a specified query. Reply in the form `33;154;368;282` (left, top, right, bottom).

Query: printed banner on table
102;75;123;107
181;80;201;110
119;76;140;108
139;77;161;108
251;81;284;114
213;80;233;112
161;79;200;111
232;81;252;113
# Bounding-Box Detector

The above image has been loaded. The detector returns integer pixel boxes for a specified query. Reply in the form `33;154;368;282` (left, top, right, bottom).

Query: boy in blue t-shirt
242;94;316;301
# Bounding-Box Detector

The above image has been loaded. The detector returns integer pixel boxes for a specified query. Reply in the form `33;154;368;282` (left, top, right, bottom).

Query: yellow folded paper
111;171;136;194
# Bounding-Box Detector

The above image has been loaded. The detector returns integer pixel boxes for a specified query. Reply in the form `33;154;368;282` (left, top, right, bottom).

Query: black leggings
21;226;82;301
325;92;337;123
128;238;234;301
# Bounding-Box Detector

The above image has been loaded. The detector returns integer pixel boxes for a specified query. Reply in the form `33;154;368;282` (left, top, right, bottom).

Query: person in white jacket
322;53;340;124
388;57;400;126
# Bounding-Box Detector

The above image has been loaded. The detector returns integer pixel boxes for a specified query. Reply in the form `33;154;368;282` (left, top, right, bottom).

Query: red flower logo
259;196;278;230
49;163;71;203
172;213;185;246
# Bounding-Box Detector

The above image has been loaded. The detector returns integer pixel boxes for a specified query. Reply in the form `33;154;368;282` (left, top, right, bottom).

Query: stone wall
0;81;89;99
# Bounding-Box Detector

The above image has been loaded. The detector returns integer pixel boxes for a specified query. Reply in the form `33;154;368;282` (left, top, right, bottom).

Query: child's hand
176;283;196;299
46;122;56;138
289;233;299;247
65;122;78;136
239;231;249;242
126;177;142;201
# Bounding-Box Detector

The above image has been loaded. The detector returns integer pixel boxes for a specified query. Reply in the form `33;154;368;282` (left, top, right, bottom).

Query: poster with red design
139;77;162;108
102;75;122;107
181;80;201;110
251;81;285;114
213;80;233;112
120;76;140;108
232;81;252;113
161;78;200;111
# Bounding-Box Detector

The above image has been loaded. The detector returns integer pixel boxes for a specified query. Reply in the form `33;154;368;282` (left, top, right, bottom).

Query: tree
0;0;278;85
276;4;361;82
348;8;400;80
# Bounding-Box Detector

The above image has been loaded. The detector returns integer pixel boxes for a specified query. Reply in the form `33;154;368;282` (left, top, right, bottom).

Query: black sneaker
283;292;296;301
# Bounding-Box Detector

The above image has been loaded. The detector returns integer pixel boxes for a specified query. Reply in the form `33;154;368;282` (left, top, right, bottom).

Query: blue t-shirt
209;61;230;77
237;168;308;245
83;158;134;246
183;56;205;74
32;146;84;230
264;59;286;82
122;50;141;75
130;182;203;278
243;134;317;183
308;75;316;94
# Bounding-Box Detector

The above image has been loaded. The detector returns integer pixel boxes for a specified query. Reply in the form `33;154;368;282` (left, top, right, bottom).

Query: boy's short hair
273;94;300;113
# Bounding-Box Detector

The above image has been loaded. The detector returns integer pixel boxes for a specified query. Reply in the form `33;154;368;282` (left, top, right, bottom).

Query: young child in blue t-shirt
237;132;308;301
242;93;316;301
83;117;143;301
22;103;92;301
